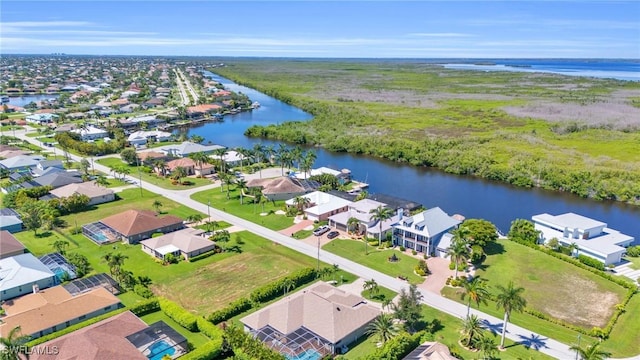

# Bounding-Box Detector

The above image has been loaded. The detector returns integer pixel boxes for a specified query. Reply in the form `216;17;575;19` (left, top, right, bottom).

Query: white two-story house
392;207;461;257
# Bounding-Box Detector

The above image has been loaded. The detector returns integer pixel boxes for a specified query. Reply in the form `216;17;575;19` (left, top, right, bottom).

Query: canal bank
183;71;640;241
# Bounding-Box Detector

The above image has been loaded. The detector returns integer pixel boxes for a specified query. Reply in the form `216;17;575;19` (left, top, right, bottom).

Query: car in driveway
326;231;339;239
313;225;330;236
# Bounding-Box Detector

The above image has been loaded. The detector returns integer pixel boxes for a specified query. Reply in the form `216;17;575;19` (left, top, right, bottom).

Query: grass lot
623;256;640;270
323;239;425;284
600;294;640;357
477;240;626;329
104;177;129;188
152;231;355;315
96;157;213;189
140;311;210;348
194;221;232;231
191;187;295;231
360;286;396;304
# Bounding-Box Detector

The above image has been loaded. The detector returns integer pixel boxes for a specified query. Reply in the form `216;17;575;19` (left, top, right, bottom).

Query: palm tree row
232;143;317;178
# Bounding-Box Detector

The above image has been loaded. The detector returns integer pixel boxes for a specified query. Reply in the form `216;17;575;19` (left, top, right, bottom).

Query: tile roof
0;230;26;257
247;177;306;195
49;181;114;199
140;228;214;254
100;209;183;237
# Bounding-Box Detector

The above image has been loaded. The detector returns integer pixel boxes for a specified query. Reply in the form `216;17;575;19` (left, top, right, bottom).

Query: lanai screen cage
252;325;332;359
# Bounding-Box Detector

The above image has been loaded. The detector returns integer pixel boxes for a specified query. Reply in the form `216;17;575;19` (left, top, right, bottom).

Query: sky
1;1;639;58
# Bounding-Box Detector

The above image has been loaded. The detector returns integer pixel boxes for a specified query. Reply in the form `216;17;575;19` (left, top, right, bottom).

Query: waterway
188;71;640;240
5;94;60;107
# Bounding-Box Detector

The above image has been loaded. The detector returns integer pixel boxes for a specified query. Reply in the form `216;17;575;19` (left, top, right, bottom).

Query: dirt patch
541;273;619;328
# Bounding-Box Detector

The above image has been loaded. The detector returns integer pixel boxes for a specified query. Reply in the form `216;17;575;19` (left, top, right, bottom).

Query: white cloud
406;33;474;38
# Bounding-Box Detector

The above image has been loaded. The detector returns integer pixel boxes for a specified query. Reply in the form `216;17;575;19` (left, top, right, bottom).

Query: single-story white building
532;212;634;265
140;228;216;261
71;126;109;141
127;130;172;146
26;113;59;124
285;191;352;222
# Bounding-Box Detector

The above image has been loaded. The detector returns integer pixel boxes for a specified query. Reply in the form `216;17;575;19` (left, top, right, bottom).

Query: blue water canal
188;71;640;241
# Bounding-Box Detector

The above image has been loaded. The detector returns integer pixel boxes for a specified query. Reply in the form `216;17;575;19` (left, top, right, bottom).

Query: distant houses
156;141;224;158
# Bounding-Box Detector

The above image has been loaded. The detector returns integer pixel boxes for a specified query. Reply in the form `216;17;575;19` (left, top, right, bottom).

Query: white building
329;199;400;240
71;126;109;141
285;191;352;222
127;130;172;146
26;113;59;124
392;207;461;257
532;213;634;265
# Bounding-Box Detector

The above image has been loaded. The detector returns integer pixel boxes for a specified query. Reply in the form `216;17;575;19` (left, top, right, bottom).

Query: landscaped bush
180;338;224;360
134;284;155;299
196;318;224;340
70;227;82;235
159;297;198;332
207;297;253;324
578;254;605;271
362;331;425;360
414;260;429;276
130;298;160;316
399;246;406;251
412;250;417;255
224;325;285;360
188;250;216;262
625;246;640;257
249;268;317;303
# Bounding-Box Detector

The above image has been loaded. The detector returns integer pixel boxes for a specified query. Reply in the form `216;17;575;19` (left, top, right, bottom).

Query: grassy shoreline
210;60;640;205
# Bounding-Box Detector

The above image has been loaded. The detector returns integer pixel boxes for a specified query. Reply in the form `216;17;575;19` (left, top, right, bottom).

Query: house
0;155;45;172
294;167;352;184
285;191;352;222
0;286;121;339
31;159;64;177
403;341;458;360
0;253;56;300
71;125;109;141
157;141;224;158
0;230;27;259
26;113;59;124
186;104;222;117
96;209;184;244
532;212;635;265
30;170;83;189
241;282;380;357
166;157;215;177
221;150;246;167
247;176;319;201
392;207;462;256
140;228;216;261
127;130;172;146
50;181;115;206
0;208;23;233
328;199;400;240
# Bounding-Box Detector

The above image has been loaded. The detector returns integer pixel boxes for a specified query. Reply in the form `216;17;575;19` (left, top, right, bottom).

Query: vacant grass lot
191;187;295;231
96;157;213;189
600;294;640;357
323;239;425;284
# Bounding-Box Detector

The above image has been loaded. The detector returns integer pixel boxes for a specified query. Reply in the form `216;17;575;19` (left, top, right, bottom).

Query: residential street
13;129;625;360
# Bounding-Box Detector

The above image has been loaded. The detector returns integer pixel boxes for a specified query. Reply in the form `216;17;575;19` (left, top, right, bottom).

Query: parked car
326;231;339;239
313;225;330;236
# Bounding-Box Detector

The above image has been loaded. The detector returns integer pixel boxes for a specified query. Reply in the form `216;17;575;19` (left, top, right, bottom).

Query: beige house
247;177;317;201
97;209;184;244
50;181;115;206
241;282;380;357
166;157;215;177
140;228;216;261
403;341;458;360
0;286;122;339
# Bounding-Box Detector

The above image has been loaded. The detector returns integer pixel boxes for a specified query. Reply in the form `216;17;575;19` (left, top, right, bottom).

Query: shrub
70;227;82;235
134;284;155;299
249;268;317;303
578;254;605;271
399;246;406;251
164;253;179;264
159;298;198;331
208;297;253;324
412;250;417;255
414;268;426;276
363;331;424;360
180;339;224;360
196;318;224;340
188;250;216;262
626;246;640;257
130;298;160;316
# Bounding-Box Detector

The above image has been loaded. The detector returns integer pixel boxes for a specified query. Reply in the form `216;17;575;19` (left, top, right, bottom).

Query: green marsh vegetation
211;60;640;204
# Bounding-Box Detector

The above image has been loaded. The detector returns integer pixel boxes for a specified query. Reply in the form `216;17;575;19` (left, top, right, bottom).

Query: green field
323;239;425;284
191;186;295;231
211;60;640;204
96;157;213;189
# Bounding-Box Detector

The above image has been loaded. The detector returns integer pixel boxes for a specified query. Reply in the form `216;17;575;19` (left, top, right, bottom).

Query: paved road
15;129;636;360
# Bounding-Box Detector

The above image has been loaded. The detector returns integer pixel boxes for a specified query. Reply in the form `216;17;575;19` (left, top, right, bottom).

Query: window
79;315;86;320
104;306;112;311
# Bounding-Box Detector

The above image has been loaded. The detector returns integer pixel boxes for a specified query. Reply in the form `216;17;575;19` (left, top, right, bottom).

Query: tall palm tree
235;147;247;169
153;158;167;177
291;146;303;172
369;205;394;247
152;199;163;214
365;314;399;344
95;174;109;187
347;217;361;235
461;276;490;318
213;148;227;174
0;326;31;360
171;166;188;185
460;314;483;349
265;144;276;165
236;178;248;204
253;143;265;178
301;150;317;178
570;342;612;360
363;279;379;297
188;152;208;178
281;277;296;295
103;253;128;280
292;196;311;213
447;238;470;278
495;281;527;349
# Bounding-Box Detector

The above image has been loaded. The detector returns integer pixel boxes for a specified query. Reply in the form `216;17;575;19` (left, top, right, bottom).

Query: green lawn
191;187;295;231
600;293;640;357
96;157;214;189
623;256;640;270
360;286;396;304
104;177;129;188
140;311;210;348
323;239;425;284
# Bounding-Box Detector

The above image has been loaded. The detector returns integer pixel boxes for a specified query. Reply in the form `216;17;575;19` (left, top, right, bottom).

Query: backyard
191;187;295;231
322;239;426;284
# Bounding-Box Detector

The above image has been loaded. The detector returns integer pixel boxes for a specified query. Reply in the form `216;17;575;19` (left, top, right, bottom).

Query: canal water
189;71;640;239
5;94;59;107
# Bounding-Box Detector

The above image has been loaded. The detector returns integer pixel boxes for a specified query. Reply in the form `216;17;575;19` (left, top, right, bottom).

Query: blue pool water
147;340;175;360
285;349;322;360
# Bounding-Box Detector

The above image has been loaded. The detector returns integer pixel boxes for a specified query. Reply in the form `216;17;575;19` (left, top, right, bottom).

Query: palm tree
153;158;167;177
476;334;497;360
381;298;393;312
570;342;612;360
365;314;399;344
281;277;296;296
265;144;276;165
460;314;483;349
569;242;580;258
292;196;311;213
363;279;379;298
369;205;394;247
95;174;109;187
103;253;128;280
495;281;527;349
152;199;163;214
236;178;248;204
0;326;31;360
223;175;235;199
213;148;227;174
461;276;490;318
253;143;265;178
188;152;209;178
301;151;317;178
447;237;470;278
52;240;69;255
347;217;361;236
235;147;247;169
172;166;188;185
291;146;303;172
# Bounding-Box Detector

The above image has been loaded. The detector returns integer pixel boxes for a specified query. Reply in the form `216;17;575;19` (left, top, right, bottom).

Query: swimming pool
285;349;322;360
147;340;175;360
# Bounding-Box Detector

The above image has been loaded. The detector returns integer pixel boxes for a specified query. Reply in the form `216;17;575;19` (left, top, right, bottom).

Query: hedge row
207;297;253;324
508;238;636;289
196;318;224;340
224;325;285;360
26;308;128;347
362;331;427;360
180;338;224;360
188;250;217;263
134;284;155;299
159;297;198;332
209;268;318;324
129;298;161;316
578;254;605;271
249;268;317;303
